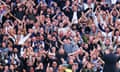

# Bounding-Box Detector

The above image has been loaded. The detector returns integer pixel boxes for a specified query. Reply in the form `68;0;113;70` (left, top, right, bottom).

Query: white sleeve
18;33;31;45
94;15;99;28
108;32;113;38
101;32;106;37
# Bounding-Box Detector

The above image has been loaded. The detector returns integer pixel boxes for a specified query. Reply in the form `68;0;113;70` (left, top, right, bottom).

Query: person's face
87;63;93;69
30;67;34;72
33;9;37;14
66;31;71;37
105;49;110;54
19;7;23;12
26;19;30;23
105;27;109;33
47;34;52;40
0;65;3;70
51;47;56;53
92;54;97;59
39;28;44;34
40;15;45;22
59;48;64;54
91;25;96;32
105;39;110;45
58;65;63;71
97;32;102;37
14;48;18;53
49;67;53;72
69;59;74;65
115;31;119;36
57;15;62;21
17;30;22;35
51;7;54;14
35;22;39;27
52;36;56;41
47;20;51;25
74;37;78;42
22;69;26;72
47;8;51;14
52;61;57;68
89;36;94;42
116;19;120;25
42;3;47;10
73;5;78;11
4;66;9;70
78;48;83;55
3;35;8;40
59;23;63;28
117;48;120;54
6;0;11;3
2;42;6;48
52;21;56;26
102;12;106;18
84;44;88;49
87;0;93;4
112;10;117;16
8;45;13;51
67;39;71;44
32;37;36;42
14;20;18;25
66;0;70;6
29;20;34;24
10;65;14;70
40;35;44;41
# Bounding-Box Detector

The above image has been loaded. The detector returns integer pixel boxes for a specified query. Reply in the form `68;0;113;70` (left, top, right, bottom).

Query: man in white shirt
72;5;81;24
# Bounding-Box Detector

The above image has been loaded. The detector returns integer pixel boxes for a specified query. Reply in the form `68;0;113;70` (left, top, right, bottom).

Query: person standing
102;48;120;72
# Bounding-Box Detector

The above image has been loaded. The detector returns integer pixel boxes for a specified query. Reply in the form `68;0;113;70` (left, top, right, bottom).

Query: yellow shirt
65;69;72;72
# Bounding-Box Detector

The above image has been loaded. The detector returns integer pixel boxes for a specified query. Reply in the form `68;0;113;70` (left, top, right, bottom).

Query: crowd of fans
0;0;120;72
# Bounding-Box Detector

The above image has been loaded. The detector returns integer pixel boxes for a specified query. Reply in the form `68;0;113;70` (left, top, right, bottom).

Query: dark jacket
63;8;81;22
102;53;119;72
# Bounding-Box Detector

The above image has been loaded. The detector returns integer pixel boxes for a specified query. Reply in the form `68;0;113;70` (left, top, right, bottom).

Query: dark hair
114;29;119;36
117;45;120;48
84;26;91;34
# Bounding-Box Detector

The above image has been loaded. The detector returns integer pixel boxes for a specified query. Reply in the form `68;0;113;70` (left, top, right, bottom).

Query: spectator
1;0;120;72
